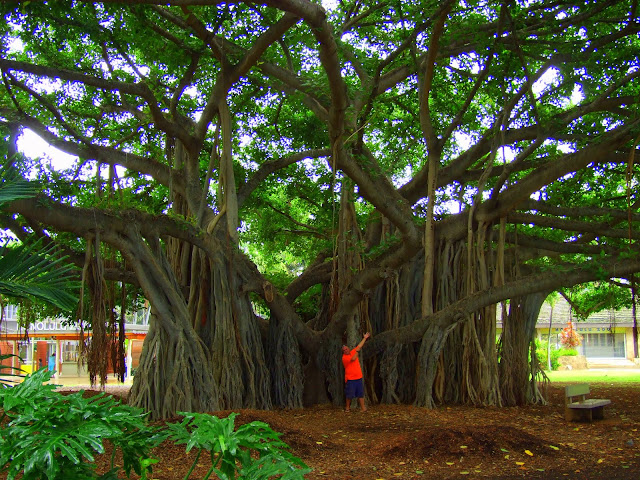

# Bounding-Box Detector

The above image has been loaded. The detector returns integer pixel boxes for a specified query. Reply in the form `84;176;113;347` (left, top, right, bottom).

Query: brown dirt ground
90;383;639;479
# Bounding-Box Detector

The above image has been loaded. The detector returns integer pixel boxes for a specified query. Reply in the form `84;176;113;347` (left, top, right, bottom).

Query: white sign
33;321;77;332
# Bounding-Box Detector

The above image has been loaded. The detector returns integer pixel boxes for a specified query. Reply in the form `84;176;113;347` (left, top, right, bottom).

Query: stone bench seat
564;384;611;422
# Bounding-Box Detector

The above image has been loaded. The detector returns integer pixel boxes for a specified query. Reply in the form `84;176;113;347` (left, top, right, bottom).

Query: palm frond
0;163;38;205
0;241;79;312
0;163;78;312
0;354;25;388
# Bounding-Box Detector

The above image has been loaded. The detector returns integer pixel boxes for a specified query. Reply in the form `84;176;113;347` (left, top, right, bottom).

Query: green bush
535;340;578;371
0;368;311;480
0;368;164;479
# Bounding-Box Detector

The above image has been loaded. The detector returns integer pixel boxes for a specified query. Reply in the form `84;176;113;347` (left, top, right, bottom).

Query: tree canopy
1;0;639;418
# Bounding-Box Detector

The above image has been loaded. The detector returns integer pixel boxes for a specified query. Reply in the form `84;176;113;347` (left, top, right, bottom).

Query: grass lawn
546;368;640;385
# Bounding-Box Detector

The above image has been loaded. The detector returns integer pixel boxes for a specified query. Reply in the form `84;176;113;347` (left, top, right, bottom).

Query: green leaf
0;372;159;479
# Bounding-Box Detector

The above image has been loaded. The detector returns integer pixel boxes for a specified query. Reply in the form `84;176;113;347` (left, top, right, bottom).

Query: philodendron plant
0;368;164;479
0;368;311;479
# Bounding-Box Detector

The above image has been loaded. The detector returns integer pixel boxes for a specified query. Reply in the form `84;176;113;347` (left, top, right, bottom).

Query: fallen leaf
525;450;534;456
446;462;455;466
460;445;468;449
548;445;560;450
316;441;323;445
597;459;604;464
515;461;525;466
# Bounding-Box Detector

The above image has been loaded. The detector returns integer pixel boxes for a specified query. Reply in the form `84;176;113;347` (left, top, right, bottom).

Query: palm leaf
0;162;38;205
0;163;78;312
0;241;79;312
0;354;25;388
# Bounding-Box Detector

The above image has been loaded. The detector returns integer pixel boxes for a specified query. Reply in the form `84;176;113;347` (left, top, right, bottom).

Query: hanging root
529;341;549;405
267;317;304;408
379;344;402;404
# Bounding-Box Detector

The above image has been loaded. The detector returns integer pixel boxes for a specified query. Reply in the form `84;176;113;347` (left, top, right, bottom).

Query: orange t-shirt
342;349;363;382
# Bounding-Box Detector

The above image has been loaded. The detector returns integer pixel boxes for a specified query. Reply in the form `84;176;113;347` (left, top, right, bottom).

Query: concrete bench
564;384;611;422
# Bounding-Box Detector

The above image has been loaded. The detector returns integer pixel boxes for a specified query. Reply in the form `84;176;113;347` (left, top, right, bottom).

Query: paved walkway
43;366;639;390
47;374;133;388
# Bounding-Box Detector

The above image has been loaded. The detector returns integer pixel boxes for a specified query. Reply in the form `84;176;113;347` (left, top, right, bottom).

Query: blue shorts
345;378;364;399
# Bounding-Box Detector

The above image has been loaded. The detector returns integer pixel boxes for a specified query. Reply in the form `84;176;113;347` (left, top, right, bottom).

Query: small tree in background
560;322;582;350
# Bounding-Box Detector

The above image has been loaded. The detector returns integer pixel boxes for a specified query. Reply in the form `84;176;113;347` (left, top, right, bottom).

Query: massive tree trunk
415;227;502;408
304;179;375;405
127;238;280;417
267;312;304;409
498;292;548;406
415;322;451;408
371;253;421;405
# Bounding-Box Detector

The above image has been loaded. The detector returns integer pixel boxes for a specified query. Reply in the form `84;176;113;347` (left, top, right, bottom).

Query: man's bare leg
345;399;351;412
358;397;367;412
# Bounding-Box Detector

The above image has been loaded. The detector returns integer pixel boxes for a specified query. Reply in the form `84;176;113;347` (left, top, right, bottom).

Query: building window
62;341;79;362
127;308;150;326
3;305;18;321
17;341;31;363
580;333;625;358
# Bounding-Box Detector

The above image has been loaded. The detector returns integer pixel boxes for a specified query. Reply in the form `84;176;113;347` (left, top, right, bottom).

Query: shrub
165;411;311;480
536;340;578;370
0;368;164;479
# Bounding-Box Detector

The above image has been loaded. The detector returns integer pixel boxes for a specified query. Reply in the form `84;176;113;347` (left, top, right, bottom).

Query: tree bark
499;292;547;406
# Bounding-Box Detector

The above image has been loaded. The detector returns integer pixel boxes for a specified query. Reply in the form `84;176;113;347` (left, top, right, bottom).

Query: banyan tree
1;0;640;418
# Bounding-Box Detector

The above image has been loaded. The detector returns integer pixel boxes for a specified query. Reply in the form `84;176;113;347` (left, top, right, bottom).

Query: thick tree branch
366;255;640;354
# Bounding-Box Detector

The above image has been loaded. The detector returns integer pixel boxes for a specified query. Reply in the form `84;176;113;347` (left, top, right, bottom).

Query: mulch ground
88;383;639;478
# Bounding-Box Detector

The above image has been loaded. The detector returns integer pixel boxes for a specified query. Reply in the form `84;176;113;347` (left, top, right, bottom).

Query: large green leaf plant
165;412;311;480
0;368;163;480
0;368;310;479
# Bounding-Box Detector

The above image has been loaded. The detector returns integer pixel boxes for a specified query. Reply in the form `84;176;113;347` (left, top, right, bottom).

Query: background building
0;305;148;379
534;298;637;366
